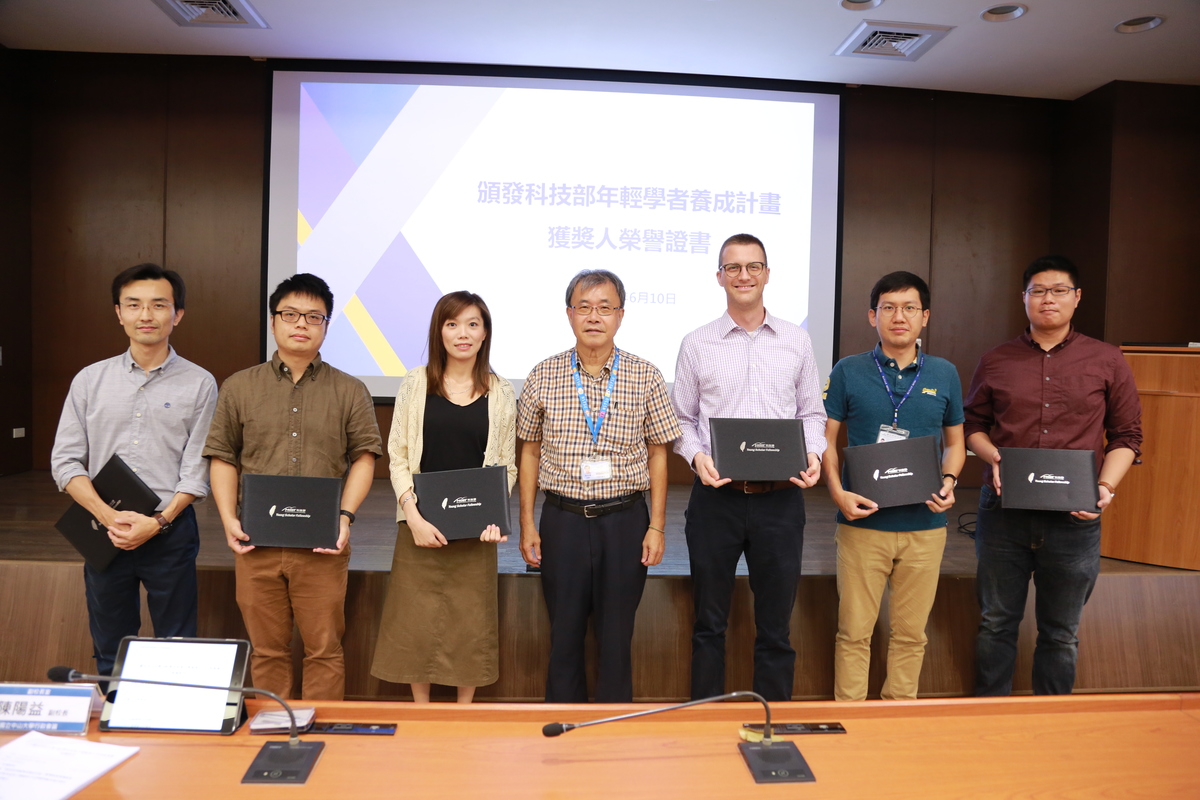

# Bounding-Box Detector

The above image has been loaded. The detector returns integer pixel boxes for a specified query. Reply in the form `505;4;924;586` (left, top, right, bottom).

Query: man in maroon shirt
963;255;1142;696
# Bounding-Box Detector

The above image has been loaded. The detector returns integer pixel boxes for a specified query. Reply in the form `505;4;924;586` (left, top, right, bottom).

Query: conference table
5;693;1200;798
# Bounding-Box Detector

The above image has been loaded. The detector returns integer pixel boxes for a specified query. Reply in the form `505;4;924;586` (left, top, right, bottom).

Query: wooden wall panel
29;53;170;468
928;93;1056;390
163;57;268;388
3;561;1197;698
1048;84;1113;341
1105;82;1200;347
838;87;935;360
0;48;34;476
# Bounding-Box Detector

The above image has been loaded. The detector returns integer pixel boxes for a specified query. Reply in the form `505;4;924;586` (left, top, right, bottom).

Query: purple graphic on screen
355;230;444;370
298;86;359;231
302;83;419;167
321;316;386;378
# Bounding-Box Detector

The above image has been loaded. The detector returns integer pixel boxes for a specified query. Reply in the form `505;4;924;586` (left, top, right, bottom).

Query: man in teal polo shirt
821;271;965;701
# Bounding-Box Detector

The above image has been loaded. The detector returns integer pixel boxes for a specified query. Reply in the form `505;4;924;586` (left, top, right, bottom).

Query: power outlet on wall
12;428;25;438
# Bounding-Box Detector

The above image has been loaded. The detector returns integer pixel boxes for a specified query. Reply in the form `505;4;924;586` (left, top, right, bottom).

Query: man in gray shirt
50;263;218;677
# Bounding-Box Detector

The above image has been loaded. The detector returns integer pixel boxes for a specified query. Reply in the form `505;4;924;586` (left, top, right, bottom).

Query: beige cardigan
388;365;518;522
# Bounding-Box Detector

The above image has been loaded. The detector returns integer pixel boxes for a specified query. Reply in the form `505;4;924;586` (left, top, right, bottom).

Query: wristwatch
339;509;356;525
153;513;173;534
941;473;958;488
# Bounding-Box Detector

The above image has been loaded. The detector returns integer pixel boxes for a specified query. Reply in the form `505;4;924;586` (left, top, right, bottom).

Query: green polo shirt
823;345;964;531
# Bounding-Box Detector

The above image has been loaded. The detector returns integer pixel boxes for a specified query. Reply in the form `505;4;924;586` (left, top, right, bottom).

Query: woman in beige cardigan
370;291;517;702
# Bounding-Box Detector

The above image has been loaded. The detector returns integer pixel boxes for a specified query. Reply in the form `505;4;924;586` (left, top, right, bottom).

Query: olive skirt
369;522;499;687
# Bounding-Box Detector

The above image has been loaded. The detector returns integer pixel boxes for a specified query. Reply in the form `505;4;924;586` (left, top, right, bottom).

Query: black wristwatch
339;509;356;525
941;473;959;488
154;513;173;534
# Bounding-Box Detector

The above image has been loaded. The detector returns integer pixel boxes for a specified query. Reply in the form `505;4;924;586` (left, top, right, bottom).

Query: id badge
580;457;613;482
877;424;910;443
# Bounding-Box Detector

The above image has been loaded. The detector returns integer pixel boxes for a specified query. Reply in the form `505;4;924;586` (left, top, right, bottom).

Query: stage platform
1;471;1197;701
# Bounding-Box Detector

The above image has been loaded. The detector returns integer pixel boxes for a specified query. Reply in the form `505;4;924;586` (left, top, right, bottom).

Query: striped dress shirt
672;310;828;468
51;347;218;507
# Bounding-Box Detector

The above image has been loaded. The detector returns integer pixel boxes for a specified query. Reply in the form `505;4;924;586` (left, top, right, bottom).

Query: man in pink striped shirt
672;233;828;701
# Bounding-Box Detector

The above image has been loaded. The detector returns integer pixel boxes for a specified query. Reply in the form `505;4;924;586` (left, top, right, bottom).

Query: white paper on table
0;731;138;800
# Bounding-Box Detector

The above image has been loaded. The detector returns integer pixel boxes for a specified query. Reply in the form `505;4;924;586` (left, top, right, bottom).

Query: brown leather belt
724;480;795;494
543;491;642;518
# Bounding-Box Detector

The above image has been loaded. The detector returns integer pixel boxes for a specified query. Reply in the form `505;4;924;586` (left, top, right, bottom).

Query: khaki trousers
235;545;350;700
834;524;946;701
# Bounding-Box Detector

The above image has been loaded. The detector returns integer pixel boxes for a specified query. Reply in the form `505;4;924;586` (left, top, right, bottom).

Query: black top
420;392;488;473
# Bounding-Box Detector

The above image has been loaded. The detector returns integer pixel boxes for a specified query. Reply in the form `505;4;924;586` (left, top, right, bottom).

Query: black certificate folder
998;448;1100;512
843;435;942;509
709;418;807;481
412;465;511;541
54;453;161;572
241;474;341;549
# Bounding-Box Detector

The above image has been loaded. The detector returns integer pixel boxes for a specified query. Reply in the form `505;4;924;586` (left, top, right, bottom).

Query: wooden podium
1101;347;1200;570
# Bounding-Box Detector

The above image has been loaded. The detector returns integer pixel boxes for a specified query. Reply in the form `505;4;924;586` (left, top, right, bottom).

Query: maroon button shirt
963;328;1142;486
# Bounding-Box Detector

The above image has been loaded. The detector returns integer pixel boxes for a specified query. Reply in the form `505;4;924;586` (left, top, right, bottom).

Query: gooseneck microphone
542;691;778;743
542;691;818;784
47;665;303;746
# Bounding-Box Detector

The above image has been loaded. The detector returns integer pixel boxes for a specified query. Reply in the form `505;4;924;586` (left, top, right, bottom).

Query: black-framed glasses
720;262;767;277
875;304;924;318
1023;286;1078;298
568;304;622;316
274;310;330;326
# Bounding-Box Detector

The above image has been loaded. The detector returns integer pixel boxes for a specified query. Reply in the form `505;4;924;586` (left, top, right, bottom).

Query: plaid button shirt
517;348;681;500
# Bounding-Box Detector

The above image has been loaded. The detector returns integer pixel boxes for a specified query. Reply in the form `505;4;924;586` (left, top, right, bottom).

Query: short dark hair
111;263;186;309
1022;255;1079;289
270;273;334;317
564;269;626;308
718;233;767;267
870;271;930;311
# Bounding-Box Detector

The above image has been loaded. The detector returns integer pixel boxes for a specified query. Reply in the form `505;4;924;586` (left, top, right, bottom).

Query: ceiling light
981;4;1027;22
841;0;883;11
1115;16;1163;34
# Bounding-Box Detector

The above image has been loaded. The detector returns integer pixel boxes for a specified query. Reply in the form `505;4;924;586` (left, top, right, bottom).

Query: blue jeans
83;505;200;676
973;486;1100;696
685;478;805;701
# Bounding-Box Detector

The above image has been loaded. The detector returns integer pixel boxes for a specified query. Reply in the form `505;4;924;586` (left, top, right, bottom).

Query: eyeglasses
720;262;767;277
120;302;174;314
1024;286;1078;298
275;310;330;326
875;305;924;318
568;304;622;316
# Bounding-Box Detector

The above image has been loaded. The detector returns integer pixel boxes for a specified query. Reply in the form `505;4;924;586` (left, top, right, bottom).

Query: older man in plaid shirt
672;233;828;701
518;269;681;703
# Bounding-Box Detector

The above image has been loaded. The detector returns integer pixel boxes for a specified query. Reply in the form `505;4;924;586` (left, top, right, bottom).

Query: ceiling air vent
150;0;269;28
834;20;953;62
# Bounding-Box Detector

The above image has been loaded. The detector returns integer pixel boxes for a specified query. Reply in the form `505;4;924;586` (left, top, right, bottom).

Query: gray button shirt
51;347;219;508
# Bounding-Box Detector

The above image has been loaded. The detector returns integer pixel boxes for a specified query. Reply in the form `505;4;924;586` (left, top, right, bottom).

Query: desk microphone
48;665;324;784
542;691;816;784
543;691;776;740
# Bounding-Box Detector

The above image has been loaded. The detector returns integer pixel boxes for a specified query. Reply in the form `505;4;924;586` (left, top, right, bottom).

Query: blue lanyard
871;349;924;428
572;348;620;445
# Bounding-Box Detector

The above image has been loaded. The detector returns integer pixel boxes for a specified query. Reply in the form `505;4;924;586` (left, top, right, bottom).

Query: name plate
0;684;94;735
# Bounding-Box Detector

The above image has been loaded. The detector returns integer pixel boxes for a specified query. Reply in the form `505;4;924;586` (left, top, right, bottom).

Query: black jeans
974;486;1101;696
539;495;649;703
684;478;805;701
83;505;200;675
